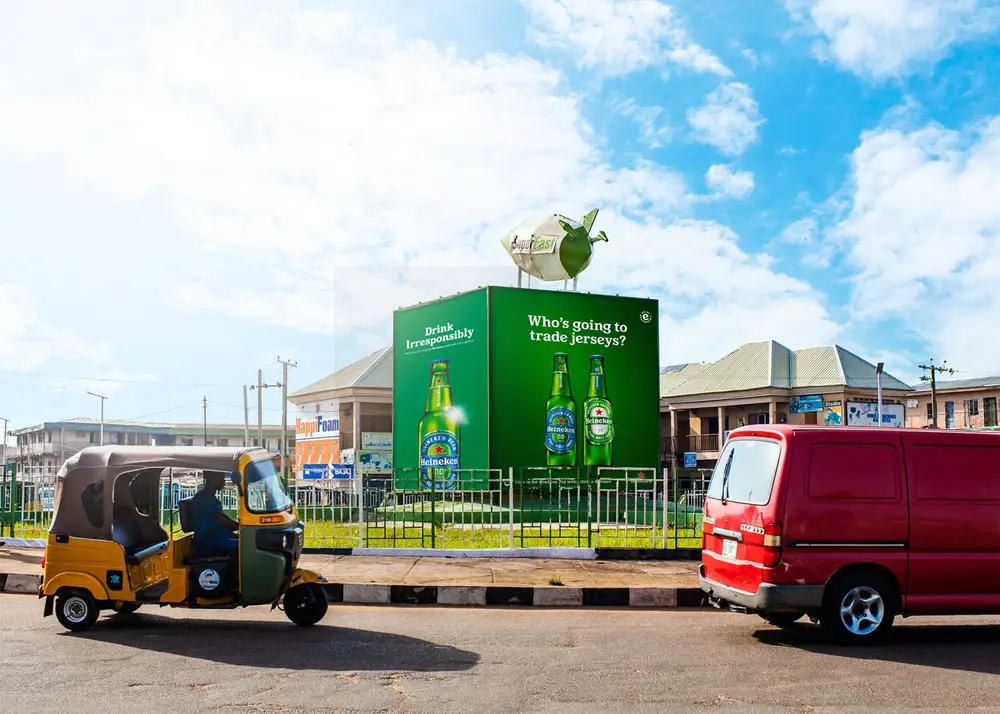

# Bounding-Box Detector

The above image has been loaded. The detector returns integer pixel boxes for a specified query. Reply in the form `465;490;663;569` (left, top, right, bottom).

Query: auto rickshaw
38;445;328;632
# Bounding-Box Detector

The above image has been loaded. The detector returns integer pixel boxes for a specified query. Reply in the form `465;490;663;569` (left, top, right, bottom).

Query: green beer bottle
418;359;460;490
545;352;577;467
583;355;613;467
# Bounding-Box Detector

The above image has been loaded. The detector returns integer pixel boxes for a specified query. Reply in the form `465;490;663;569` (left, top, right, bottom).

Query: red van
699;424;1000;645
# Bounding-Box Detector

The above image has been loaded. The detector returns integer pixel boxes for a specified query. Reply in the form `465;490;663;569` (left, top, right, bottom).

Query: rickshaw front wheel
55;590;99;632
283;583;328;626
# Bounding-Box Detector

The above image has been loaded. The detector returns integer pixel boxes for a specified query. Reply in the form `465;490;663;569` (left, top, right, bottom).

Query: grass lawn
5;521;702;550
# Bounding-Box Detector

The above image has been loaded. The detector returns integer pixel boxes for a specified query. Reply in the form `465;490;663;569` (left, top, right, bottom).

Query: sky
2;0;1000;430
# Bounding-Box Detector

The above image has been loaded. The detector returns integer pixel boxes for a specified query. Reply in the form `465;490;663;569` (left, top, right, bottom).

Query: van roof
728;424;1000;440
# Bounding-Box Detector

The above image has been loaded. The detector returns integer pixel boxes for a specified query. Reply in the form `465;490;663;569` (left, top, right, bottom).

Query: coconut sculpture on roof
501;208;608;290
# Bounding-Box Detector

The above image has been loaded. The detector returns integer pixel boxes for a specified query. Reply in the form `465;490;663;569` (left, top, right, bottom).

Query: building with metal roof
906;376;1000;429
660;341;912;469
287;347;393;474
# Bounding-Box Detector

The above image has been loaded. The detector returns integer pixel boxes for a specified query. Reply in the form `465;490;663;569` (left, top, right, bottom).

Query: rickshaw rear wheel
55;590;99;632
283;583;328;626
112;602;141;615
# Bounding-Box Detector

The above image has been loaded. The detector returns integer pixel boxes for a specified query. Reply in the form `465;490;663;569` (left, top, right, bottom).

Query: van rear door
703;432;785;594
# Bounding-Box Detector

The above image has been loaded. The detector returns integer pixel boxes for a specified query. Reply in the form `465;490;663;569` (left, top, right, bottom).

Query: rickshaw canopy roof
50;446;273;540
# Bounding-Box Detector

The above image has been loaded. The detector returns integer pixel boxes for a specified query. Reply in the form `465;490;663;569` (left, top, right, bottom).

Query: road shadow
68;611;479;672
0;550;43;566
753;621;1000;675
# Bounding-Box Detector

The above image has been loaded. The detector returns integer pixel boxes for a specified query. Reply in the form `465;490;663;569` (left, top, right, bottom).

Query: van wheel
55;591;99;632
761;613;801;628
283;584;328;626
821;572;895;645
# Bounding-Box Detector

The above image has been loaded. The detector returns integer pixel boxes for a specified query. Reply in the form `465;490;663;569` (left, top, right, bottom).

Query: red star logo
638;472;647;479
556;417;565;425
433;445;445;455
595;408;604;416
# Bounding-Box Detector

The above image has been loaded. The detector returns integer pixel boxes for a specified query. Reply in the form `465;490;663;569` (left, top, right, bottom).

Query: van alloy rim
63;596;90;624
839;586;883;636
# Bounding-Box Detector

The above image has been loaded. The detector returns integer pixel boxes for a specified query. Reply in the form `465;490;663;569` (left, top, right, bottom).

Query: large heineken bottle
545;352;577;466
418;359;460;490
583;355;613;467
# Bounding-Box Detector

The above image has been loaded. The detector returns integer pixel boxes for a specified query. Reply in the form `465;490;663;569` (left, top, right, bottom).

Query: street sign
683;453;697;468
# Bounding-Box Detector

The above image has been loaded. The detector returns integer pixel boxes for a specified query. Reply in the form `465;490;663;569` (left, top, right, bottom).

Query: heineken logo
420;431;460;488
545;407;576;454
585;399;614;444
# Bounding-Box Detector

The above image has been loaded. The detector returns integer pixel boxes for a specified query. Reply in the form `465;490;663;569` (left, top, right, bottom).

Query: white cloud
784;0;1000;81
0;0;840;374
611;96;673;148
833;113;1000;374
0;284;107;371
522;0;732;76
687;83;764;156
705;164;755;199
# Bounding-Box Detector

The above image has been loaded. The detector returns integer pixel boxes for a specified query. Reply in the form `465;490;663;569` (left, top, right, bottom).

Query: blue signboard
683;453;697;468
790;395;823;413
330;464;354;479
302;464;328;480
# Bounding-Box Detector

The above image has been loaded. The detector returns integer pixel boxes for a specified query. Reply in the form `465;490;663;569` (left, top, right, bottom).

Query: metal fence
1;466;709;550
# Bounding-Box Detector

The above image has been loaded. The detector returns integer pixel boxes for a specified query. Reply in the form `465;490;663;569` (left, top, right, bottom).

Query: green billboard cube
393;286;659;491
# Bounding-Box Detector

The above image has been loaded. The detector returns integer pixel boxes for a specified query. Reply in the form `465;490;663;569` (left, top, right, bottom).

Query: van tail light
40;553;46;570
762;523;783;567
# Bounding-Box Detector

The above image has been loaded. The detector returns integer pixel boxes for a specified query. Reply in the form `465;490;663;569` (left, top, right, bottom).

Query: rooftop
11;418;289;436
291;346;392;397
911;376;1000;393
661;340;911;399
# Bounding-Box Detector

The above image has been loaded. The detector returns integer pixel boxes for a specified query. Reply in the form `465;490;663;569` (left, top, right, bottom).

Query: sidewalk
0;545;704;608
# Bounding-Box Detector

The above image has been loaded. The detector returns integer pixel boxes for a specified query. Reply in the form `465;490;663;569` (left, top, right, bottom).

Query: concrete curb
1;573;706;608
325;584;707;608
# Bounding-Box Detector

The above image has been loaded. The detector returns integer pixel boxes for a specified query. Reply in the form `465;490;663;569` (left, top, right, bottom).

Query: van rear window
707;438;781;505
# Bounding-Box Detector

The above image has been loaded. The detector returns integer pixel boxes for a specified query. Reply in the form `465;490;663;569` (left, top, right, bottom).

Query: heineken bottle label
420;431;459;469
420;431;459;490
545;407;576;453
585;399;614;444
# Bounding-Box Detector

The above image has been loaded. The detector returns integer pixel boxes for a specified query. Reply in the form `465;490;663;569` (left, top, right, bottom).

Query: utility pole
203;396;208;444
277;356;297;488
1;417;8;473
919;359;956;429
87;391;107;445
876;362;884;427
243;385;250;447
249;370;281;449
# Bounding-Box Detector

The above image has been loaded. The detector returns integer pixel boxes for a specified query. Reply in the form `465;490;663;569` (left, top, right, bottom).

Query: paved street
3;595;1000;714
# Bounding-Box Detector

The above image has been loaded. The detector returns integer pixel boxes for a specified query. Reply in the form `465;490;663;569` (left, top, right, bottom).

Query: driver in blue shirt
189;470;239;559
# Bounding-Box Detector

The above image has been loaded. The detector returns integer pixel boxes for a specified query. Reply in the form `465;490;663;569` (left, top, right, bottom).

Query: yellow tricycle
39;446;328;632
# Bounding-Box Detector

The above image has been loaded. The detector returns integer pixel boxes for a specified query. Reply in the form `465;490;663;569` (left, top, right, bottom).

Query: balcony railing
686;434;721;453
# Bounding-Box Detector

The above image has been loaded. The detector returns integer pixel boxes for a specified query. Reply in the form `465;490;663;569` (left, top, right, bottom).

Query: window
89;432;96;444
253;438;260;447
181;437;194;447
927;403;934;420
81;480;105;528
966;399;980;416
205;439;215;446
808;443;899;500
748;413;770;425
218;438;229;447
707;438;781;505
986;398;998;428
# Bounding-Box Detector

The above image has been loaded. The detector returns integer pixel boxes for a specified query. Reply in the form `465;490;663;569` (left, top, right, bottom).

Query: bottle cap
430;358;450;366
590;355;604;360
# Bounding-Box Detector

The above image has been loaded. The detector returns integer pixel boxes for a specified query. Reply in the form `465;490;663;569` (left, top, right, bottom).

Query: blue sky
2;0;1000;430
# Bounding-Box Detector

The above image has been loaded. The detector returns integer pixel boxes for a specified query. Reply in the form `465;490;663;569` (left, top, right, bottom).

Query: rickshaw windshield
244;458;292;514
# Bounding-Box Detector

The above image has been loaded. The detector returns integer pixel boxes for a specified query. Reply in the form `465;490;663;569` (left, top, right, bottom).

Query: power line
127;401;204;421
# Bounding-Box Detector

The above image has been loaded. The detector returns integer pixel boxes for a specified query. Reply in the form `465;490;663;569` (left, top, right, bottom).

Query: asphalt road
3;595;1000;714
